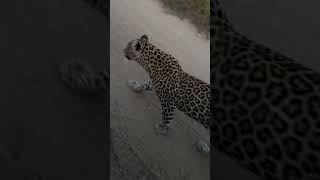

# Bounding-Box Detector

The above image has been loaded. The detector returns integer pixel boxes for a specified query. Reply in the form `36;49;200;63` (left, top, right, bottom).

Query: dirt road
110;0;211;179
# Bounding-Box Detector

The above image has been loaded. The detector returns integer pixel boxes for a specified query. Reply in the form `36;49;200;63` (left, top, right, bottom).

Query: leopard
60;37;211;155
123;34;210;136
212;0;320;179
60;0;211;153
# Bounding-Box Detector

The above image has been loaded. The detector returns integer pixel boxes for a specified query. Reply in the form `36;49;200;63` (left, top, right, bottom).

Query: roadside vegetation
158;0;210;38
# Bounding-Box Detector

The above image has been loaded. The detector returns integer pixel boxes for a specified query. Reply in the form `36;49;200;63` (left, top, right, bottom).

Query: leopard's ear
140;34;148;42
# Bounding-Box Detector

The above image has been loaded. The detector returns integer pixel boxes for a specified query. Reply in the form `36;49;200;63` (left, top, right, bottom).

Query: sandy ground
109;0;211;179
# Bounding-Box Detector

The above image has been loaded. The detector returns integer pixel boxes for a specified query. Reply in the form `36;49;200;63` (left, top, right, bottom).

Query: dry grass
158;0;209;37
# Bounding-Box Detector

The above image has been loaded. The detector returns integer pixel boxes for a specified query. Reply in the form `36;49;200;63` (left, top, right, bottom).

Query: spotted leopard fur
124;35;210;134
212;0;320;179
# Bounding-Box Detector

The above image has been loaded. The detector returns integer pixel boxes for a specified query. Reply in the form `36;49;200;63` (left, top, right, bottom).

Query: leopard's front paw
154;122;175;137
127;80;143;93
154;122;169;136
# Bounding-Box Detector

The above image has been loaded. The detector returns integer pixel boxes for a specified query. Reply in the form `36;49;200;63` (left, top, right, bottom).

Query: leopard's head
124;34;149;62
124;35;172;74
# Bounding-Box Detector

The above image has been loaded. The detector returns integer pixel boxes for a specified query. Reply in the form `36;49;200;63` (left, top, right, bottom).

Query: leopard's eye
135;42;141;51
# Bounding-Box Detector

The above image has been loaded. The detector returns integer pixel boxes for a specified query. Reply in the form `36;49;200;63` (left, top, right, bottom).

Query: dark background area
213;0;320;179
222;0;320;72
0;0;108;179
